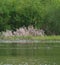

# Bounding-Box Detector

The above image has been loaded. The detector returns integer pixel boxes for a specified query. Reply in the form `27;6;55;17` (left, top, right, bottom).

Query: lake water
0;42;60;65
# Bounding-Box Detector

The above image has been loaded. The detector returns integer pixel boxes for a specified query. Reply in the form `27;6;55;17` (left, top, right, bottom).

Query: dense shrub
0;0;60;35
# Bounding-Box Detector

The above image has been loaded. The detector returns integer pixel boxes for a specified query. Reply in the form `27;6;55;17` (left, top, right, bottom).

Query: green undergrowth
0;35;60;40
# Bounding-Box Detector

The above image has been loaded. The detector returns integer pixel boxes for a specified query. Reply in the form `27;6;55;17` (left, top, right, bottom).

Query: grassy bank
1;35;60;40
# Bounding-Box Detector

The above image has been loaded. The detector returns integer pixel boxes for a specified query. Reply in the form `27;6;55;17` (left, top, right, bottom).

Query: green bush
0;0;60;35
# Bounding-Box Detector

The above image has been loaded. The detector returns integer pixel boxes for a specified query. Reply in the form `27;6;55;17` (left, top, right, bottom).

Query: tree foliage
0;0;60;35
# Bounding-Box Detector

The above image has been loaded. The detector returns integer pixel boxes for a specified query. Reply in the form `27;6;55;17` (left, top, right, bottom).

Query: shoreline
0;40;60;43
